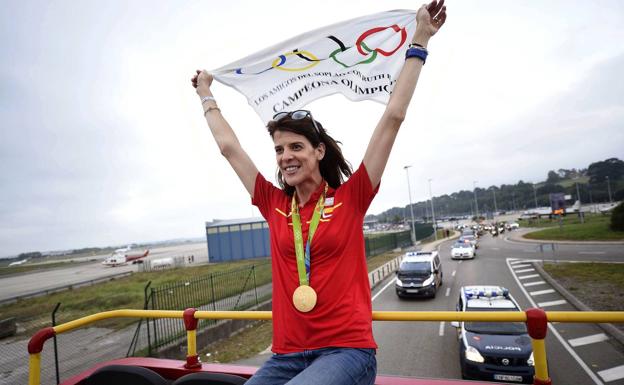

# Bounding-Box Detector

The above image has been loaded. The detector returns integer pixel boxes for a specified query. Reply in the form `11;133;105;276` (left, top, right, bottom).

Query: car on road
452;286;534;383
459;234;479;249
395;251;443;298
451;242;475;260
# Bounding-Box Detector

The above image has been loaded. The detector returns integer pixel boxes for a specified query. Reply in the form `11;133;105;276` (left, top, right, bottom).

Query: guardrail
27;309;624;385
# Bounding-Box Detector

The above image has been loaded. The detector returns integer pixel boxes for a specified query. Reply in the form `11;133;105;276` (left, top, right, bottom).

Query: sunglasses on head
272;110;321;135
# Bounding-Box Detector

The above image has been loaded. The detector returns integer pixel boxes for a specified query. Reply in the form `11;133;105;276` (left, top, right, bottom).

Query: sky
1;0;623;257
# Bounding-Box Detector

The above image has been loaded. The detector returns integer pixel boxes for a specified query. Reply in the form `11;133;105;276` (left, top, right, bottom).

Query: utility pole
606;176;613;203
428;178;437;240
473;181;479;221
404;165;417;244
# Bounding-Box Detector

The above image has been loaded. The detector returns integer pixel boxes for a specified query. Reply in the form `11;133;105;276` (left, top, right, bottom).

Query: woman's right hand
191;69;213;94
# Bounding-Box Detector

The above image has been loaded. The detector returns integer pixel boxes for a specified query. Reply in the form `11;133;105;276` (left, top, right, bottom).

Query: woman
191;2;446;384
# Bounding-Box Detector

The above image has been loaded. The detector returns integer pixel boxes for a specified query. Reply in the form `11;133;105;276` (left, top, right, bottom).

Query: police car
395;251;443;298
451;242;475;260
451;286;534;383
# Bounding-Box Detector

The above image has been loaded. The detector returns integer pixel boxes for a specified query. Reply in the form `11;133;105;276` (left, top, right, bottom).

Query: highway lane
0;242;208;302
371;233;624;384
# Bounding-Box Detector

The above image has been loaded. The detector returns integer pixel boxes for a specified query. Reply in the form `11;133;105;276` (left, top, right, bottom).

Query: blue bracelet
405;47;428;64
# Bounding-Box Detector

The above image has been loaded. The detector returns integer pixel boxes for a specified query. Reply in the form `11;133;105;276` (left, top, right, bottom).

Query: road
0;242;208;302
372;231;624;384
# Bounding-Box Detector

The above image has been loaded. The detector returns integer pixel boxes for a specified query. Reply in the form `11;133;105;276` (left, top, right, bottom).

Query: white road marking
537;299;567;307
512;264;532;269
523;281;547;287
445;288;451;297
458;260;462;264
505;258;604;385
568;333;609;347
598;365;624;382
439;321;445;336
452;270;456;277
516;268;535;273
372;277;396;302
260;344;273;355
518;274;540;280
510;260;525;265
579;251;606;255
529;289;555;296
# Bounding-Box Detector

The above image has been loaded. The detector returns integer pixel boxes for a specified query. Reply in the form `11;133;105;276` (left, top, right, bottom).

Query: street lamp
575;180;585;224
532;183;540;225
532;184;538;209
607;176;613;203
492;188;498;214
404;165;417;245
428;178;437;241
473;181;479;221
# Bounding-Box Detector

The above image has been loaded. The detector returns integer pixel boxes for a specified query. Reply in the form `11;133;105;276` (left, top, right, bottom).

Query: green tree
547;170;561;183
588;158;624;184
611;202;624;231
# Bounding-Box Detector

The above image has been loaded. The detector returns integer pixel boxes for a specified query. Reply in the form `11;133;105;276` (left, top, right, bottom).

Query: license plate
493;374;523;382
406;289;420;293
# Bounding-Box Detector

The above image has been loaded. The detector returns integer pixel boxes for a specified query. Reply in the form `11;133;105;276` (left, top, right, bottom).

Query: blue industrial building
205;217;270;262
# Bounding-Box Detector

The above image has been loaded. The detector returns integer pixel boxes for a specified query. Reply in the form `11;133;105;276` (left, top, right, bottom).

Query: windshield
399;261;431;274
454;243;471;249
465;308;527;335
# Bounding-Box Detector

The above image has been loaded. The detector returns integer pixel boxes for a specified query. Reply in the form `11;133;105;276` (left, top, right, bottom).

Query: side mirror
451;321;460;328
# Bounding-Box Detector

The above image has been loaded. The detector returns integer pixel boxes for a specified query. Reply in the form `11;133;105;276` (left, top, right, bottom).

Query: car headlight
465;346;485;363
423;275;434;286
396;278;403;287
527;352;534;366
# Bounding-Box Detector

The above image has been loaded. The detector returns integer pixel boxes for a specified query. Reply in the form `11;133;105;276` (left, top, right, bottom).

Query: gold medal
292;285;317;312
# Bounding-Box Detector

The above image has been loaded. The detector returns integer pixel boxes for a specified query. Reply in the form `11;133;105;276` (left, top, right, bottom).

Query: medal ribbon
291;183;327;286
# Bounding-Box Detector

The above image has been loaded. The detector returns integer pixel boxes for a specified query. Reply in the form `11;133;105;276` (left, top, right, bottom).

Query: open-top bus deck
27;308;624;385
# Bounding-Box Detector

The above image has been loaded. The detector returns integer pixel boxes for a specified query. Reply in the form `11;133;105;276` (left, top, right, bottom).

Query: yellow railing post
526;308;551;385
183;308;201;369
28;353;41;385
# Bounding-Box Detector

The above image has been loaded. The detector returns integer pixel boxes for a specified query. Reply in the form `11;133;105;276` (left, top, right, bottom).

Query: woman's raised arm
192;70;259;197
362;0;446;189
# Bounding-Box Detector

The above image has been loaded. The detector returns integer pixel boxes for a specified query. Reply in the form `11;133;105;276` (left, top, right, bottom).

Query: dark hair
267;114;352;196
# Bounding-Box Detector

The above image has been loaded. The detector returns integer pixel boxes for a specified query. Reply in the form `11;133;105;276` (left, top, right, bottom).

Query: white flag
212;10;417;123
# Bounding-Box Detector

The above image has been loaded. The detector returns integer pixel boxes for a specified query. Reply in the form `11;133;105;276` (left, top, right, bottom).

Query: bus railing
28;309;624;385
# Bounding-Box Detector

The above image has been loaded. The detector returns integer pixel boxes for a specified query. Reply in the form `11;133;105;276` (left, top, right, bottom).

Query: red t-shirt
252;163;379;353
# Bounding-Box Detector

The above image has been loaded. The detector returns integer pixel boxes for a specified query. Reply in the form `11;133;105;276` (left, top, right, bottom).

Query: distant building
205;217;270;262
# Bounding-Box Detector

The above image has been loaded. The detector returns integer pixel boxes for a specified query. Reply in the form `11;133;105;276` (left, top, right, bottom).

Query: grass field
523;214;624;241
542;262;624;313
0;258;271;336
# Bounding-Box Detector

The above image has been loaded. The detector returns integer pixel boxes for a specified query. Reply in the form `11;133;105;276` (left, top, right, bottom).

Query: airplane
8;258;28;267
102;249;150;267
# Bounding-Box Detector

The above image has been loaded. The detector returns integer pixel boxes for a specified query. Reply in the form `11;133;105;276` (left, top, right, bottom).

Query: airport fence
364;225;434;257
365;230;410;257
131;261;273;355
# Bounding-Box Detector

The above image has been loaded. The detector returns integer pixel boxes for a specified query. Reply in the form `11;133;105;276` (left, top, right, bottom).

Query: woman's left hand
416;0;447;38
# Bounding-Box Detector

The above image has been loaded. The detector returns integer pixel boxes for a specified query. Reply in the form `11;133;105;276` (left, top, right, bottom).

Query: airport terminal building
205;217;270;262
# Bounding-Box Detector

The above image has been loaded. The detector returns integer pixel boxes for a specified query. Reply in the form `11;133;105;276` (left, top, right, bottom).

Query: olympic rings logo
234;24;407;75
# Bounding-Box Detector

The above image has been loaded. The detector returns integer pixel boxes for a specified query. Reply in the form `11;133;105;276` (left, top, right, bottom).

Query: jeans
244;347;377;385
